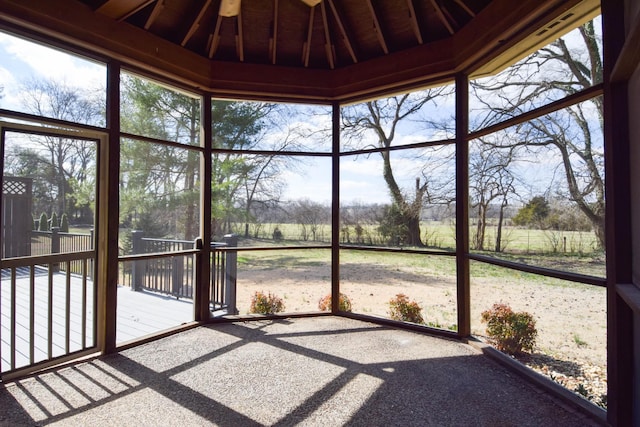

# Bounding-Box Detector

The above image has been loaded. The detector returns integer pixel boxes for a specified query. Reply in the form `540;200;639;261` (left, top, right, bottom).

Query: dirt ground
233;262;608;406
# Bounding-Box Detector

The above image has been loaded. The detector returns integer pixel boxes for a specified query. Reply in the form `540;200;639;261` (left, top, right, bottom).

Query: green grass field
234;220;605;277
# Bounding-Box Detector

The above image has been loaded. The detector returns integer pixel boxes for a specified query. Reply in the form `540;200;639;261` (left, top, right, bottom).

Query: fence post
131;230;144;291
51;227;60;272
171;248;184;297
90;229;95;280
223;234;238;314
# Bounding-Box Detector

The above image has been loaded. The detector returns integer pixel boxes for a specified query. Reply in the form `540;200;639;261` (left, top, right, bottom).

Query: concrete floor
0;316;604;426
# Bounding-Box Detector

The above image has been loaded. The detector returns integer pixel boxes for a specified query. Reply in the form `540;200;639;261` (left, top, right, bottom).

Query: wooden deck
1;268;194;374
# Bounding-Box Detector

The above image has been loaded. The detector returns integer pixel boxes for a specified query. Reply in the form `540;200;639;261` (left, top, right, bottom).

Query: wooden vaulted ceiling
82;0;486;70
0;0;599;102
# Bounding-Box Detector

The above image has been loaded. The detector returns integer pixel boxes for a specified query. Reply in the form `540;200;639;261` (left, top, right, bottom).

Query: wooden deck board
1;271;194;374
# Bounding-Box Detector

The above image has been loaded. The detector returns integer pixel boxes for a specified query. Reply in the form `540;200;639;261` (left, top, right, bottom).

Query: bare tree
292;199;330;241
472;20;604;247
341;89;452;247
17;78;102;219
469;143;516;251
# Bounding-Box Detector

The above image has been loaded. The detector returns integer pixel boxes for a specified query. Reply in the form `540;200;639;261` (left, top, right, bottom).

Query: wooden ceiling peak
0;0;598;102
80;0;489;70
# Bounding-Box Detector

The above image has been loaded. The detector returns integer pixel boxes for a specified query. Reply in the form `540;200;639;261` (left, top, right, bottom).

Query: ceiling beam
428;0;454;35
326;0;357;64
452;0;476;17
365;0;388;54
320;1;335;69
302;6;315;67
406;0;423;45
440;3;460;31
235;9;244;61
270;0;278;64
96;0;150;20
208;14;223;58
144;0;164;29
182;0;213;46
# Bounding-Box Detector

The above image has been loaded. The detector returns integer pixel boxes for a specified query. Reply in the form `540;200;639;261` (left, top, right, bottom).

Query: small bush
481;303;537;355
318;293;352;312
388;294;424;324
60;213;69;232
273;227;283;241
38;212;48;231
249;291;285;314
50;212;59;229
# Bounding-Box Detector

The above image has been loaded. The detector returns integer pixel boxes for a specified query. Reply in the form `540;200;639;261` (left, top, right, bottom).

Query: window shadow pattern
0;317;597;426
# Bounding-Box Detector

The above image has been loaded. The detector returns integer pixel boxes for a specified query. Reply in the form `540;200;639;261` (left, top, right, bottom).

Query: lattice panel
3;178;30;196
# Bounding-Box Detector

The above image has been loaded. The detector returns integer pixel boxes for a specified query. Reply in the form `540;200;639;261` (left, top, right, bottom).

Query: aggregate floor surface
0;316;603;426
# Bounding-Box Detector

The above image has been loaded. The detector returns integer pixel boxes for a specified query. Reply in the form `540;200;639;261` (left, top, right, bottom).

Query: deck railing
2;232;238;376
30;228;94;275
26;229;238;310
210;235;237;315
0;251;96;375
121;232;237;312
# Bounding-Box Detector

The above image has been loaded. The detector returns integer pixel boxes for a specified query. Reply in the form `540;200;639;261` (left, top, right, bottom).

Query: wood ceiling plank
144;0;164;29
406;0;423;44
428;0;454;35
182;0;213;46
326;0;357;64
365;0;388;54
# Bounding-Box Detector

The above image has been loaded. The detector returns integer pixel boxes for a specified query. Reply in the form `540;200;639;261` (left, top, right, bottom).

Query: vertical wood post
331;102;341;313
97;60;121;354
195;93;212;321
456;73;471;337
602;0;634;424
223;234;238;314
50;227;60;272
131;230;144;291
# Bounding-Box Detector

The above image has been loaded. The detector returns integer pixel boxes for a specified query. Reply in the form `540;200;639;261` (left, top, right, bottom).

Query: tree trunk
495;201;506;252
406;214;422;247
475;205;486;251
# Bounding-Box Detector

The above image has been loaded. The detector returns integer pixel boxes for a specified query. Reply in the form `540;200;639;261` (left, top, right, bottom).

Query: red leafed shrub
249;291;285;314
481;303;537;355
388;294;424;324
318;293;353;312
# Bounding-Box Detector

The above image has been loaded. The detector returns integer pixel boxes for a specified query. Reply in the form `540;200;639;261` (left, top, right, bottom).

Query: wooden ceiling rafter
320;1;335;69
270;0;279;64
1;0;580;102
452;0;476;17
406;0;424;44
326;0;357;64
144;0;164;30
302;5;315;67
118;0;157;21
235;9;244;62
96;0;136;19
182;0;213;46
208;13;223;58
440;3;460;30
428;0;454;35
365;0;389;54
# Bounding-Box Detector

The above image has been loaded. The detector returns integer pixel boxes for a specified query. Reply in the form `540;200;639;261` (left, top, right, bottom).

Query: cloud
0;32;105;89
